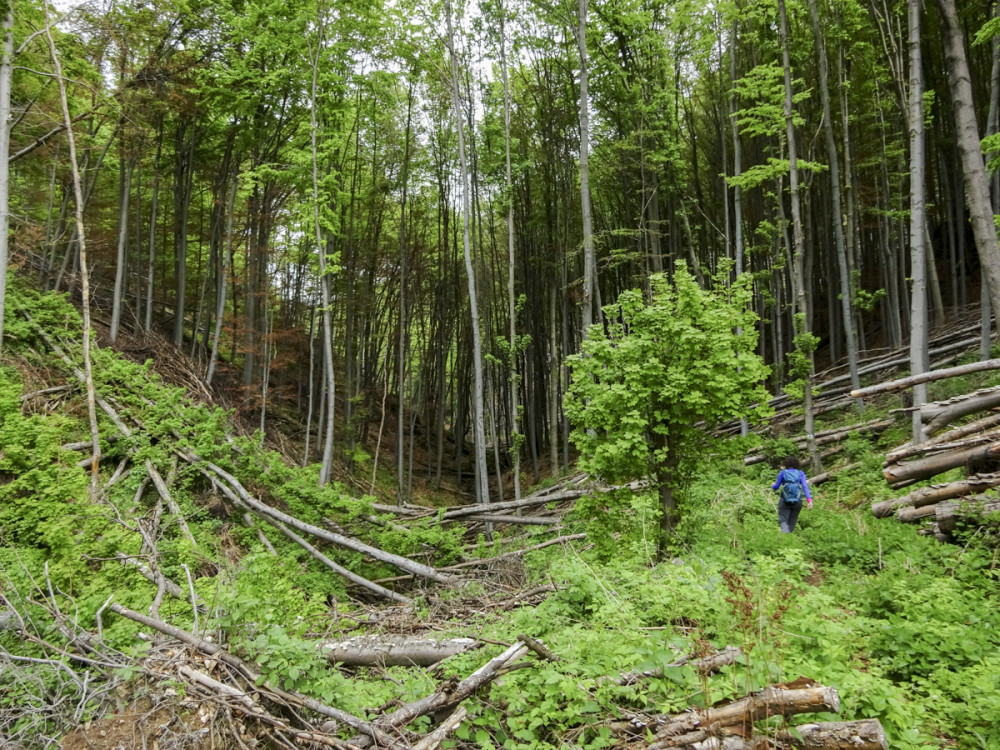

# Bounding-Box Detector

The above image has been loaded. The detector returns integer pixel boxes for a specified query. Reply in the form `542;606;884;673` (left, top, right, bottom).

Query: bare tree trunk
396;84;414;505
807;0;861;409
778;0;820;474
0;6;12;351
206;167;238;385
309;32;337;486
45;12;101;492
110;157;134;342
938;0;1000;321
445;0;490;510
577;0;595;334
500;6;521;500
909;0;929;445
146;115;163;333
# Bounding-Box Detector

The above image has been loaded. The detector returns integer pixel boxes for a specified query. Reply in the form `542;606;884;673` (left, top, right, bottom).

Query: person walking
771;456;812;533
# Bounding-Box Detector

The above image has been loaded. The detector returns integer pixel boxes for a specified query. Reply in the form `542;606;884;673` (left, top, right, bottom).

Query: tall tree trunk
500;6;522;500
445;0;490;509
0;6;12;350
45;13;101;493
937;0;1000;327
206;167;238;385
807;0;861;408
146;115;163;333
908;0;929;444
110;156;134;342
396;84;414;505
778;0;820;473
577;0;595;334
309;36;337;486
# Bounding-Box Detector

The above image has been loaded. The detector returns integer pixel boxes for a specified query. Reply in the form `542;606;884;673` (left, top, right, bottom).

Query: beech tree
564;263;769;555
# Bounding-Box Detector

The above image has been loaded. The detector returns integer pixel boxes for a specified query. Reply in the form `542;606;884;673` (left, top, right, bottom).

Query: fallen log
936;498;1000;533
439;489;588;520
774;719;888;749
637;684;841;748
885;412;1000;464
871;473;1000;517
459;514;560;526
850;358;1000;399
321;636;477;667
744;421;891;466
187;455;453;585
922;387;1000;436
882;442;1000;487
349;641;530;747
808;462;860;486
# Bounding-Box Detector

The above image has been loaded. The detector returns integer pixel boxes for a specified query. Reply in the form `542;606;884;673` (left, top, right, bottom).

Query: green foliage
564;263;770;543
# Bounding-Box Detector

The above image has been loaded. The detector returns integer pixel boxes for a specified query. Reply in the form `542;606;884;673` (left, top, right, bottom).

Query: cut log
936;498;1000;532
885;412;1000;463
872;473;1000;517
321;636;477;667
882;442;1000;487
850;358;1000;399
808;462;860;486
775;719;888;749
923;388;1000;436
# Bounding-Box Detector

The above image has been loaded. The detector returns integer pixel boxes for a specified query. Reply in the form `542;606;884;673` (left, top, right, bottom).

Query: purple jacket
772;469;812;501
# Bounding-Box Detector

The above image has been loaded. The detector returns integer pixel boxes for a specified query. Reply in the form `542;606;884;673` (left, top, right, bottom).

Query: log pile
613;677;886;750
854;360;1000;540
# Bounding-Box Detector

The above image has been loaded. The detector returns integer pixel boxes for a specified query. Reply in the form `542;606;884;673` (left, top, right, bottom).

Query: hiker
771;456;812;533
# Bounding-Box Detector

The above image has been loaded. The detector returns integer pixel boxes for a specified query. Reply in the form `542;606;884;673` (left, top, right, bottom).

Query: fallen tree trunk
775;719;888;749
922;387;1000;436
851;358;1000;399
348;641;529;747
744;421;891;466
883;442;1000;487
460;514;560;526
321;636;477;667
885;412;1000;464
187;454;453;585
872;473;1000;517
440;489;588;520
936;498;1000;532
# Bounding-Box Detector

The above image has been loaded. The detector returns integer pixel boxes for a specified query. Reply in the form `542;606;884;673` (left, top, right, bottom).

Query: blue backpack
779;469;805;505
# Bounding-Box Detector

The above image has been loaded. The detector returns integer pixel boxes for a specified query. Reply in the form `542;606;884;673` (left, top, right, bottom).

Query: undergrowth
2;275;999;749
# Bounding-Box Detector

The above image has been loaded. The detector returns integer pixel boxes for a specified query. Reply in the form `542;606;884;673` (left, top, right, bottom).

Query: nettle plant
565;263;770;556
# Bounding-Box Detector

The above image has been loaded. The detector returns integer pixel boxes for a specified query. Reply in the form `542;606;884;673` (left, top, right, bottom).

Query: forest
1;0;1000;747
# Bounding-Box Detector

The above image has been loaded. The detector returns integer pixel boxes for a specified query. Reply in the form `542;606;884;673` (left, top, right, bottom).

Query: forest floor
1;275;999;750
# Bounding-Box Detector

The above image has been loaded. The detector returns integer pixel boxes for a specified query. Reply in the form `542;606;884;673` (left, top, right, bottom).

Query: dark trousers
778;502;802;533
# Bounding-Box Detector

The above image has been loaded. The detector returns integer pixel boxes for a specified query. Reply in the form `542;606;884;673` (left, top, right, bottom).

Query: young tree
564;263;769;555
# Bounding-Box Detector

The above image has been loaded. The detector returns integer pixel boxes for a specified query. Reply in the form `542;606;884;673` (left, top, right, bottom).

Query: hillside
1;273;999;750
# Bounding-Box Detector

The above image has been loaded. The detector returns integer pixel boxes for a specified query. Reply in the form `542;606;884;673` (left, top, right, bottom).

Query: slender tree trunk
500;7;521;499
778;0;820;473
909;0;929;444
45;12;101;492
309;34;337;486
396;84;414;505
207;167;238;385
937;0;1000;324
577;0;595;334
110;157;134;342
807;0;861;407
0;6;12;350
146;115;163;333
446;0;490;510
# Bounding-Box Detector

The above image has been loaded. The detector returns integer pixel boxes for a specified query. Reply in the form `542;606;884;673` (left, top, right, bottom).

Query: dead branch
321;636;477;667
